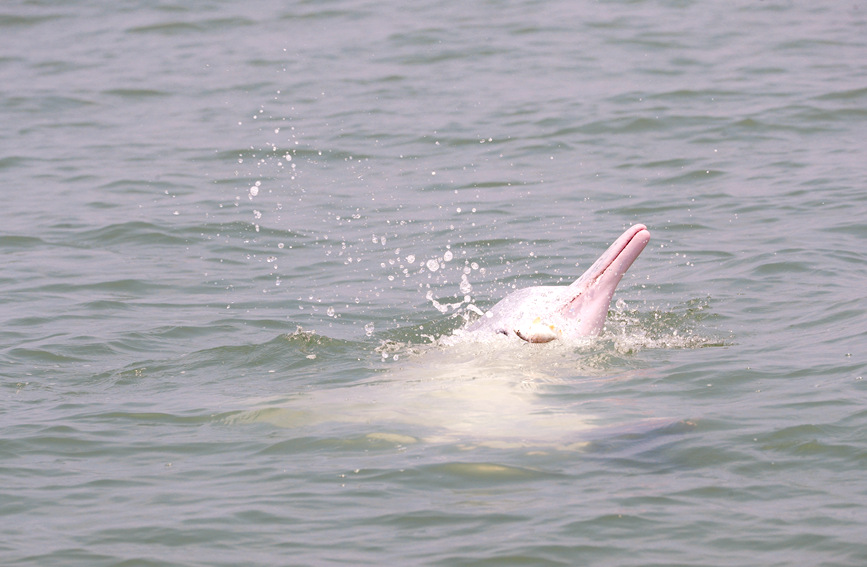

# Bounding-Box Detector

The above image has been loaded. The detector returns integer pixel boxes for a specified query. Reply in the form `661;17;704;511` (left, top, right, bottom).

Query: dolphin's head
466;224;650;343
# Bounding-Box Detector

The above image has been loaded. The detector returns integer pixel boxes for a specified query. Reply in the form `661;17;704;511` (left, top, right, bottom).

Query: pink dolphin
466;224;651;343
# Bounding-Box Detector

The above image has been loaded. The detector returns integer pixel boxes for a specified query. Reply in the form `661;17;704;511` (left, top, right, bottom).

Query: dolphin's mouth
571;224;651;291
555;224;651;335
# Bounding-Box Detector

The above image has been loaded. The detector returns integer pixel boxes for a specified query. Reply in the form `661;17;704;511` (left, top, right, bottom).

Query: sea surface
2;1;867;565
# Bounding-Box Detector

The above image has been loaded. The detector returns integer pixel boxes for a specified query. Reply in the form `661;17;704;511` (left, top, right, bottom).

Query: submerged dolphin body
465;224;651;343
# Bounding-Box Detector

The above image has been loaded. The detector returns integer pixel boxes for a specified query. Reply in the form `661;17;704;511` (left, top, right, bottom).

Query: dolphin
465;224;651;343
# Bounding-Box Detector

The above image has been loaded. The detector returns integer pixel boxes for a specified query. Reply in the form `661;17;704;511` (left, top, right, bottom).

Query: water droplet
364;322;375;336
459;275;473;294
426;259;440;272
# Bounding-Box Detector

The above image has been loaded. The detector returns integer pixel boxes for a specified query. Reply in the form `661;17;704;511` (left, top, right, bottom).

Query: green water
2;1;867;565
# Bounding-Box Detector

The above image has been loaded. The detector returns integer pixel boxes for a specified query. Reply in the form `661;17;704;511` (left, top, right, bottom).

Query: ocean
2;1;867;565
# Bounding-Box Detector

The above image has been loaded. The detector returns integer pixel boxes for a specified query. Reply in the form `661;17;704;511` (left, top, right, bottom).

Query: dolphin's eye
496;329;509;336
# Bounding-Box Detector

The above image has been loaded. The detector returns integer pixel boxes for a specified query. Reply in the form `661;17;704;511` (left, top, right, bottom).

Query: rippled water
3;1;867;565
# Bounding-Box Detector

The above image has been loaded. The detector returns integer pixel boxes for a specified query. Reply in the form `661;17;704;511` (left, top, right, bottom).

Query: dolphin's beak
561;224;651;334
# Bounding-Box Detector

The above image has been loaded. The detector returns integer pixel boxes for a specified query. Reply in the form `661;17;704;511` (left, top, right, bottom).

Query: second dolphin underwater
464;224;651;343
